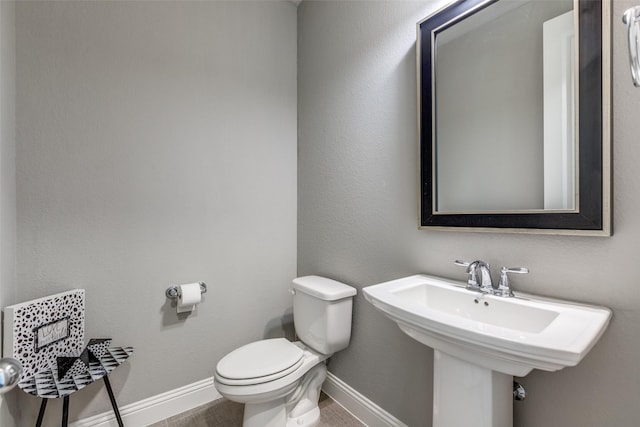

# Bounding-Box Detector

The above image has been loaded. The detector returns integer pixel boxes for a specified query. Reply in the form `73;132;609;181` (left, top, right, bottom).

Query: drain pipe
513;381;526;401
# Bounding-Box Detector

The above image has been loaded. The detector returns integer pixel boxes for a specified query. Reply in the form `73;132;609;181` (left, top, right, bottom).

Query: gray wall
0;0;16;322
14;1;297;426
0;1;18;425
299;1;640;426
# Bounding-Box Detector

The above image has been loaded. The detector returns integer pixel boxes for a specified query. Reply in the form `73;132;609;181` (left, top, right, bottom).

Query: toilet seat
215;338;304;386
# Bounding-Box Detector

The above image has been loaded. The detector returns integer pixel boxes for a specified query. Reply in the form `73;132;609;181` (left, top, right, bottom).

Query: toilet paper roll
177;283;202;313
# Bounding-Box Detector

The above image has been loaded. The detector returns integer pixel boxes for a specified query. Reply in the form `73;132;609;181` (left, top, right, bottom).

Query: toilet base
286;406;320;427
241;396;322;427
243;398;287;427
285;363;326;427
240;363;327;427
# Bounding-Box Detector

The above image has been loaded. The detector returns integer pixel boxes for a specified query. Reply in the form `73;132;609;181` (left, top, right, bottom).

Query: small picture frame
3;289;85;379
34;317;70;352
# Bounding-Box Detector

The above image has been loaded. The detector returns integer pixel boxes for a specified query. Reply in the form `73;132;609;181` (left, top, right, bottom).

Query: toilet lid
216;338;304;382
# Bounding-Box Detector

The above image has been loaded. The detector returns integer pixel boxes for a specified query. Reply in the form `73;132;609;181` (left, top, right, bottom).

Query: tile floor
147;392;365;427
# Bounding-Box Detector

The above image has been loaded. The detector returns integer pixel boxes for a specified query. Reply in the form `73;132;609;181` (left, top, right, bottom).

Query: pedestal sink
363;275;611;427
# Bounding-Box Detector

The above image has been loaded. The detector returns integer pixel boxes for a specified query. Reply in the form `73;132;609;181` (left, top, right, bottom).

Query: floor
147;392;366;427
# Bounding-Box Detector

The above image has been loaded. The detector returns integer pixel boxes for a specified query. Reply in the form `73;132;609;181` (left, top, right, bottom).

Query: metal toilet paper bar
165;282;208;300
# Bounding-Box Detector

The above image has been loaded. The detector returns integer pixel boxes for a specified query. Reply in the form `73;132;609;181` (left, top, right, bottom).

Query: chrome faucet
455;260;528;297
454;260;493;292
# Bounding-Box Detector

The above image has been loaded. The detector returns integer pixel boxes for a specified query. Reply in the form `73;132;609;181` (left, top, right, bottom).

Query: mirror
418;0;611;235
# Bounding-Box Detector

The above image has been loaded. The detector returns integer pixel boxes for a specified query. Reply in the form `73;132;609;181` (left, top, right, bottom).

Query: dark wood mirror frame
418;0;611;236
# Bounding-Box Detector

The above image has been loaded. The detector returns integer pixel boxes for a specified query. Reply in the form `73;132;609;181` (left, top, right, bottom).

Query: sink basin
363;274;611;376
363;274;611;427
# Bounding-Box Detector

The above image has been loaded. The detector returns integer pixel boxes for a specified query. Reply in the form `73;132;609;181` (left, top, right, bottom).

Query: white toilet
214;276;357;427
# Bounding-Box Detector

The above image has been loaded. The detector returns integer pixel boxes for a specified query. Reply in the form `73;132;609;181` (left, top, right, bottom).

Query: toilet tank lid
292;276;357;301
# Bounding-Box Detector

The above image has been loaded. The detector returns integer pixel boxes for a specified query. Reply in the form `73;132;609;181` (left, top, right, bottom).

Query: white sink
363;274;611;376
363;274;611;427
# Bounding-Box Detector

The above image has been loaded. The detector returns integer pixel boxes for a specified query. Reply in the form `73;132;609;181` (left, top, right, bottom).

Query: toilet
214;276;357;427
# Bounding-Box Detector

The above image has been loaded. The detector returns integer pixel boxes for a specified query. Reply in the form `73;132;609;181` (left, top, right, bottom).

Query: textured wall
298;1;640;426
0;0;18;425
0;0;16;332
15;2;297;426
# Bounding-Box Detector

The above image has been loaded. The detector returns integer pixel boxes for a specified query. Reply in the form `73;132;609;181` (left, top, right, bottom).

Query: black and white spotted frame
2;289;85;380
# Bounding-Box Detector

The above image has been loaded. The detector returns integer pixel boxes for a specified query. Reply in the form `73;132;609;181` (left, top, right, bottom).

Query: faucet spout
476;262;494;293
454;260;493;292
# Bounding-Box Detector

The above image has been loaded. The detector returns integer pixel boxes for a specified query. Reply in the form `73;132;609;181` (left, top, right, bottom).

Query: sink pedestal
433;350;512;427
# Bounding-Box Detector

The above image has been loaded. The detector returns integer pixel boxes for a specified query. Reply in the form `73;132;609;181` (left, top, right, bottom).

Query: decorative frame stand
3;290;133;427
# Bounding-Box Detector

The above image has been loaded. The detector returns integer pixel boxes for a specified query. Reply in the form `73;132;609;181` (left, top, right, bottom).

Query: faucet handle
454;260;480;288
454;260;471;267
496;267;529;297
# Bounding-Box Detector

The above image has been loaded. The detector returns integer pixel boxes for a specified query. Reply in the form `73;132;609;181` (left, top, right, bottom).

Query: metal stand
103;375;124;427
62;396;69;427
35;399;47;427
33;378;124;427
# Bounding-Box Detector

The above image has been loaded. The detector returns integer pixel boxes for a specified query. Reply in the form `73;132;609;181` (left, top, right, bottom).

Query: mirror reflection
433;0;574;213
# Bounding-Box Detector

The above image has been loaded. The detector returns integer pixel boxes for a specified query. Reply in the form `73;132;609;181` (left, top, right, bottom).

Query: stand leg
35;399;47;427
62;396;69;427
103;376;124;427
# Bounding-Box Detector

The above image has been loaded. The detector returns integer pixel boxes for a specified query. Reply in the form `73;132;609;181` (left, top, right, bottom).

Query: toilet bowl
214;339;329;427
214;276;356;427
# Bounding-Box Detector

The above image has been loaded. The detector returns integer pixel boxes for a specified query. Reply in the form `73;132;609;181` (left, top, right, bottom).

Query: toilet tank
292;276;357;355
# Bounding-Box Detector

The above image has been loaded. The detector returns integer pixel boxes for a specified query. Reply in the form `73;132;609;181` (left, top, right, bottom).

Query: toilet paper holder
165;282;208;300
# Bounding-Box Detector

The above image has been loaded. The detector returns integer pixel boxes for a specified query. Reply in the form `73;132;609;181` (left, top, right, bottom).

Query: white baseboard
69;377;221;427
70;372;404;427
322;372;407;427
